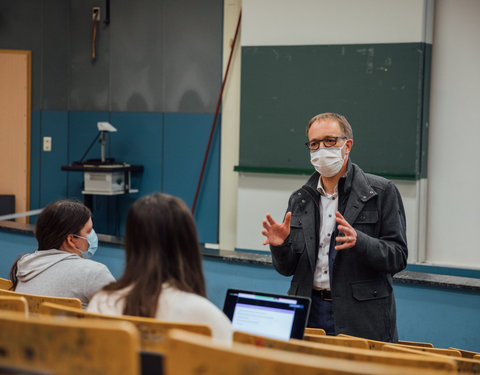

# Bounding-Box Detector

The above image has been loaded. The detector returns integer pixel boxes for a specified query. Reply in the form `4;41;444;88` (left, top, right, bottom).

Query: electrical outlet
43;137;52;152
92;7;101;21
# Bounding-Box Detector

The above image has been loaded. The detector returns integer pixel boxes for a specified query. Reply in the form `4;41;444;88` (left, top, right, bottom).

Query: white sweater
88;284;233;345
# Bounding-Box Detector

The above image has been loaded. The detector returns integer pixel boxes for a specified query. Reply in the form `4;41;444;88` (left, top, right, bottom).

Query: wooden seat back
166;329;455;375
0;277;13;290
0;311;140;374
337;333;393;350
338;333;440;352
399;340;434;348
383;344;480;374
392;344;461;357
304;333;369;349
233;331;456;373
39;301;211;354
447;347;480;359
0;296;28;315
304;327;326;335
0;289;81;312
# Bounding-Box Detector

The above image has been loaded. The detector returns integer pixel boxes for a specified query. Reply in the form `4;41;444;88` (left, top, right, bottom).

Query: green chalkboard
238;43;430;179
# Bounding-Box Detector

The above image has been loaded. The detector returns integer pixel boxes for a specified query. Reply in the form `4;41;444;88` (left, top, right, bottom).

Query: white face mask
310;141;347;177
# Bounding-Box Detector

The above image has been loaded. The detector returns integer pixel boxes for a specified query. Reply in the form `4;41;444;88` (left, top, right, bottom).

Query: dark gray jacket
271;161;408;342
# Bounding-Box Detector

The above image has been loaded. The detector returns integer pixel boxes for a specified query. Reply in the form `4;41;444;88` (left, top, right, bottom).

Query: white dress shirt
313;180;338;290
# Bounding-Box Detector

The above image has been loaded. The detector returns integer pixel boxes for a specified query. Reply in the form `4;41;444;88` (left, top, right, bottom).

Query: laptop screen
223;289;311;340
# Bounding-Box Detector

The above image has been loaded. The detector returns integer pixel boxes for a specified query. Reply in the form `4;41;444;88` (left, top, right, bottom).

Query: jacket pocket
353;210;379;237
350;279;391;301
354;211;378;224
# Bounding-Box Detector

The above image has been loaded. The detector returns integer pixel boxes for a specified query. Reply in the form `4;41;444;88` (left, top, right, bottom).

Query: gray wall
0;0;223;112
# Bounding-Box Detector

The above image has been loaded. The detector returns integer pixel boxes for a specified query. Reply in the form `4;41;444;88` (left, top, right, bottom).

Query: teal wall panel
31;110;219;240
163;113;220;244
105;112;164;235
30;110;41;215
0;232;37;278
239;43;431;179
40;111;69;206
66;111;110;234
395;284;480;351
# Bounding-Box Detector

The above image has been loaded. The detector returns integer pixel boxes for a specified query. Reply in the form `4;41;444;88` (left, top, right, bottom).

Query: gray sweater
15;249;115;308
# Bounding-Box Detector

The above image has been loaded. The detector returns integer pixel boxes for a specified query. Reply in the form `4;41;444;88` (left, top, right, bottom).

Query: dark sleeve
354;181;408;274
270;194;302;276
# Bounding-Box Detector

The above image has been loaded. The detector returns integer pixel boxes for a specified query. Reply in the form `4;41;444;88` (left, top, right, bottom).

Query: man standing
262;112;407;342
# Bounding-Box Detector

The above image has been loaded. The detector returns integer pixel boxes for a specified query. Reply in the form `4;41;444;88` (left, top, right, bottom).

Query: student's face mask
74;229;99;259
310;141;347;177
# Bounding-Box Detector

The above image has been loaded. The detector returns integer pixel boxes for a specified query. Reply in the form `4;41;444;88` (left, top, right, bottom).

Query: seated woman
88;193;233;344
10;200;115;308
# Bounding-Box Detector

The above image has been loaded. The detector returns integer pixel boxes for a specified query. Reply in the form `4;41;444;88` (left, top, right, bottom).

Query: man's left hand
335;211;357;250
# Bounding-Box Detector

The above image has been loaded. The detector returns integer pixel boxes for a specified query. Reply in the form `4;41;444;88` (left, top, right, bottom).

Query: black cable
104;0;110;25
78;132;101;163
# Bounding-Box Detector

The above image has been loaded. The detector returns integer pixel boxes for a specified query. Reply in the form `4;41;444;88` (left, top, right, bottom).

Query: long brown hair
102;193;206;317
9;200;91;289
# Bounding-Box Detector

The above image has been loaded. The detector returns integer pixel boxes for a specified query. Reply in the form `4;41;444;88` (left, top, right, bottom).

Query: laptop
223;288;311;341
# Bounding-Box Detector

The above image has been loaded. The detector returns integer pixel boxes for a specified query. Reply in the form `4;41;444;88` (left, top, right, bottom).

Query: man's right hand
262;212;292;246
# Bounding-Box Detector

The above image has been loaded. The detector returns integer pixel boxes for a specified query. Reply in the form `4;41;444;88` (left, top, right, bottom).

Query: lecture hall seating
383;344;480;374
0;288;81;313
0;295;28;315
233;331;456;373
39;301;211;354
165;329;456;375
304;327;326;335
0;311;140;374
0;277;12;290
337;333;462;356
447;348;480;359
303;332;370;349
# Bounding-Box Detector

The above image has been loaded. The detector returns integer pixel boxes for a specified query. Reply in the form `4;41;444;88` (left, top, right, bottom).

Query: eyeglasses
305;136;347;150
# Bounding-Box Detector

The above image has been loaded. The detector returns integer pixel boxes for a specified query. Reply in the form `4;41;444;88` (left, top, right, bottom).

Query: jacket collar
302;160;377;207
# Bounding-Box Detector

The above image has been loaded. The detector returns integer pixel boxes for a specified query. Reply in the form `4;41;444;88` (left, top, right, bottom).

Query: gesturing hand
262;212;292;246
335;211;357;250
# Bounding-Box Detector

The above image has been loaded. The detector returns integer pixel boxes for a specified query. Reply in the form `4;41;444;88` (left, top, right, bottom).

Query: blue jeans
307;293;335;335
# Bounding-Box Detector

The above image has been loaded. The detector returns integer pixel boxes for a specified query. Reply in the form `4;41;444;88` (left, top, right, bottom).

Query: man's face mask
310;141;347;177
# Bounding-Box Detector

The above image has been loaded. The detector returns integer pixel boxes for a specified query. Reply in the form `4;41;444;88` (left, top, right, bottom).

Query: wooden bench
0;311;140;374
0;277;12;290
39;301;211;354
399;340;434;348
0;295;28;314
304;333;370;349
0;289;81;313
383;344;480;374
165;329;455;375
304;327;326;335
338;334;459;355
233;331;456;373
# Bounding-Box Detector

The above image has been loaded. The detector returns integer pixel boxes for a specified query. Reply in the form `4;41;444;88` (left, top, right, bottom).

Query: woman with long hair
87;193;232;343
10;200;115;308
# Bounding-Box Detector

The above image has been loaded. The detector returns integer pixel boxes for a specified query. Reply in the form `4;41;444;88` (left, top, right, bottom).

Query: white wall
242;0;431;45
220;0;480;269
236;175;420;261
426;0;480;268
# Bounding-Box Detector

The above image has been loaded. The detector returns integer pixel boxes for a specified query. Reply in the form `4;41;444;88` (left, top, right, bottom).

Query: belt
312;289;332;301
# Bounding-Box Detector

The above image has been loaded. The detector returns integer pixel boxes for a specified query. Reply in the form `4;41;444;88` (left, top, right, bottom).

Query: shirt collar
317;178;338;199
316;159;353;198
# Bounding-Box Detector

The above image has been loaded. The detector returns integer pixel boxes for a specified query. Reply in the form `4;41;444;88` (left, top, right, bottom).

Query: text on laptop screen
223;289;310;341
